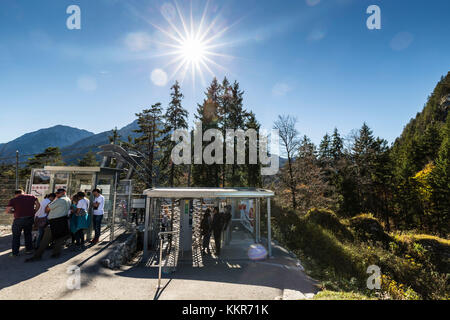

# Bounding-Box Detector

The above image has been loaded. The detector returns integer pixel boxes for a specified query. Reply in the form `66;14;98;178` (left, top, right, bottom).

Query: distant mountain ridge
0;121;140;164
61;120;141;163
0;125;94;162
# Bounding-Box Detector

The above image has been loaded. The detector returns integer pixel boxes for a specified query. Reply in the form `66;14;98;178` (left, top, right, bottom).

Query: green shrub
349;214;393;246
314;290;375;300
304;208;354;242
381;275;421;300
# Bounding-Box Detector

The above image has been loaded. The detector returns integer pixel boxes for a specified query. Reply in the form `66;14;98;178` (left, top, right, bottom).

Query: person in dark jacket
222;205;232;232
200;208;212;255
211;207;224;256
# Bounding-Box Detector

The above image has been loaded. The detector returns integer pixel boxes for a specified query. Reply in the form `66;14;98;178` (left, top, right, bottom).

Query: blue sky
0;0;449;145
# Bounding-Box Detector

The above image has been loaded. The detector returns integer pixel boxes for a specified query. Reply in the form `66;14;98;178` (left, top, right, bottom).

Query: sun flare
148;1;234;87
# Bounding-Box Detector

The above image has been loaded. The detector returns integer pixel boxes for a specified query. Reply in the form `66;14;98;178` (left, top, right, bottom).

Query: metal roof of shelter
143;187;274;199
44;166;101;172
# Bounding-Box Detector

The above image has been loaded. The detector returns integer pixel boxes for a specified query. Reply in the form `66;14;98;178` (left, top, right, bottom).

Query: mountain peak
0;125;95;159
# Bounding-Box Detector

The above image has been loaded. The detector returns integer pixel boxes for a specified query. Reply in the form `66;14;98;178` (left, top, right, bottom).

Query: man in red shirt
6;189;40;257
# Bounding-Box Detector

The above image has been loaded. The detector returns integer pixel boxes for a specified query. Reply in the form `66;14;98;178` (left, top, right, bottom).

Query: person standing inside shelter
5;190;40;257
211;207;224;256
25;188;71;262
200;208;212;255
34;193;56;249
91;188;105;245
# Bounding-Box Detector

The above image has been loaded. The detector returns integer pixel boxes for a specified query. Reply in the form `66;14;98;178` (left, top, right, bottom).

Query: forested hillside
391;72;450;235
269;72;450;299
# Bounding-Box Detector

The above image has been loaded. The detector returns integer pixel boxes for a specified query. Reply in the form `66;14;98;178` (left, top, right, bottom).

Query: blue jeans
93;215;103;240
12;216;34;255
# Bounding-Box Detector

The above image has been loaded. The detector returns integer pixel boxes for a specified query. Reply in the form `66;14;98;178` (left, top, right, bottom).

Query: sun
148;1;234;87
180;37;207;64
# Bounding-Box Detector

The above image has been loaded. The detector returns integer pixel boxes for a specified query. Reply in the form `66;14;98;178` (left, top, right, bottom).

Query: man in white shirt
91;188;105;245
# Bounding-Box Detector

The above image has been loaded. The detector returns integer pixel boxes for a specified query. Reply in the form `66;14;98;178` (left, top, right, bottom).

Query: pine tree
161;81;189;187
78;151;99;167
318;133;332;167
430;115;450;236
192;78;221;187
226;80;247;187
218;77;232;187
108;127;121;145
330;128;344;164
134;103;164;188
26;147;65;169
245;112;261;187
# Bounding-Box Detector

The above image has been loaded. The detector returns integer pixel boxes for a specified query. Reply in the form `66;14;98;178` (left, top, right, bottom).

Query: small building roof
44;166;101;173
143;187;274;199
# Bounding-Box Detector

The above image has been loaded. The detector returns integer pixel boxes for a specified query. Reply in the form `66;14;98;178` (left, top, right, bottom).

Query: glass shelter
142;187;275;270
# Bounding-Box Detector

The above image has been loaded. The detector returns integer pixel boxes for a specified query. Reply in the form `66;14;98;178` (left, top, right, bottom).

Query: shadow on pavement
115;225;319;295
0;230;117;291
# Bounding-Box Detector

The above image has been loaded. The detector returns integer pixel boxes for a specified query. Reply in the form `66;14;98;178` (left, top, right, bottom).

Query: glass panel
68;173;94;198
54;173;69;192
30;170;51;201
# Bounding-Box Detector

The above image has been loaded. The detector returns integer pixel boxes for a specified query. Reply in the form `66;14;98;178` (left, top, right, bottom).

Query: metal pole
110;189;117;242
15;150;19;190
110;172;118;242
253;198;257;243
267;197;272;257
127;180;133;230
158;236;163;289
256;198;260;243
143;197;151;259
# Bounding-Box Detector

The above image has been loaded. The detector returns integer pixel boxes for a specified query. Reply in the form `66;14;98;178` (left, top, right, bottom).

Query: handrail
157;231;180;289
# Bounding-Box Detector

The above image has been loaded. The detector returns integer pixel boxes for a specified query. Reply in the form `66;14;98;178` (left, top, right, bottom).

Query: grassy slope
269;206;449;300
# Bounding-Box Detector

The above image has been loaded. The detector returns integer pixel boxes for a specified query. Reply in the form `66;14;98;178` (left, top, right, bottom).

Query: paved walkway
0;223;319;300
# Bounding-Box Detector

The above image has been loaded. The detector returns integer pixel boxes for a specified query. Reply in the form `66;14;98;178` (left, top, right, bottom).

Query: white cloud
272;82;292;97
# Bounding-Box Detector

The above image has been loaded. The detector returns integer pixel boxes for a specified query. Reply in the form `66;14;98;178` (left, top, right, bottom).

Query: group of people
5;188;105;262
200;205;232;256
